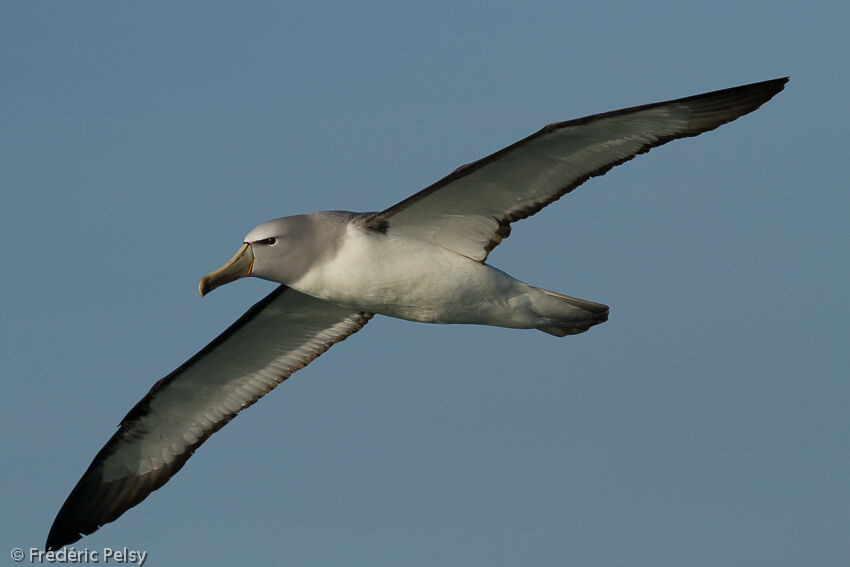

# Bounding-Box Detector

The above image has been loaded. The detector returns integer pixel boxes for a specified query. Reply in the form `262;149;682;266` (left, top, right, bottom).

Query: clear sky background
1;2;847;566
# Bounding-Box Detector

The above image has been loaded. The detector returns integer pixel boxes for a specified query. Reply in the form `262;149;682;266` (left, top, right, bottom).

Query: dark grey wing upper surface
364;78;787;261
47;286;372;550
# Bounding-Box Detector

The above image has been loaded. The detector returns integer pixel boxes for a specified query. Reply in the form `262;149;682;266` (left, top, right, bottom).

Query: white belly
289;224;537;327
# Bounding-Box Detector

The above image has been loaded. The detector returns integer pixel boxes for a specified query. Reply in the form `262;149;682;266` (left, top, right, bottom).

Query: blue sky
1;2;847;566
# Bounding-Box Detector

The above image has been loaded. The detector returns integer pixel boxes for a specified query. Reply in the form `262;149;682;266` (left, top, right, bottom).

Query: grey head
199;211;358;296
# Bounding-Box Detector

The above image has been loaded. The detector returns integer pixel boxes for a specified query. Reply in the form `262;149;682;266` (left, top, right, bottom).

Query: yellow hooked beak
198;243;254;297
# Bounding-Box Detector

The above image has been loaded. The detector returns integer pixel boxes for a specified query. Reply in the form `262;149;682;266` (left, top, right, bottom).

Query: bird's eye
259;237;276;245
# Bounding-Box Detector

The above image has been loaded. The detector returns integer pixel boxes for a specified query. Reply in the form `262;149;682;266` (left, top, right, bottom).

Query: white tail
529;287;609;337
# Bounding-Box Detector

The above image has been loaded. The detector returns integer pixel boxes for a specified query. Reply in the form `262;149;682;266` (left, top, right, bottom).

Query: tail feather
530;287;609;337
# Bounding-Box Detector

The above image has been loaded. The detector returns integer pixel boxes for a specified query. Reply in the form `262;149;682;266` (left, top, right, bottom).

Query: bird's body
47;77;788;550
268;211;604;332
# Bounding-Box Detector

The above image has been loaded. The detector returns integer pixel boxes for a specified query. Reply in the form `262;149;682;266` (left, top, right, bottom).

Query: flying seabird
47;77;787;550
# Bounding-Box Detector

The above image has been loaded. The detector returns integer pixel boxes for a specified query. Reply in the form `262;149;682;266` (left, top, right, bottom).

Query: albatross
47;77;787;549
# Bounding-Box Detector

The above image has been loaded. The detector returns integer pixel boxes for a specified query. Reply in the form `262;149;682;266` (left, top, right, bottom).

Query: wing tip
760;76;789;100
676;76;788;135
45;472;103;551
703;75;788;102
744;76;788;102
45;518;84;552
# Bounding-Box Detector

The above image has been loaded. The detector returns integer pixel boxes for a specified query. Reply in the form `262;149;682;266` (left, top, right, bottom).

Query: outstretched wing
47;286;372;550
364;78;787;261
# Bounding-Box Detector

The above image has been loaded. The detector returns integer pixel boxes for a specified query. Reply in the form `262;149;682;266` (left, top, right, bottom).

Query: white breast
290;223;533;325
